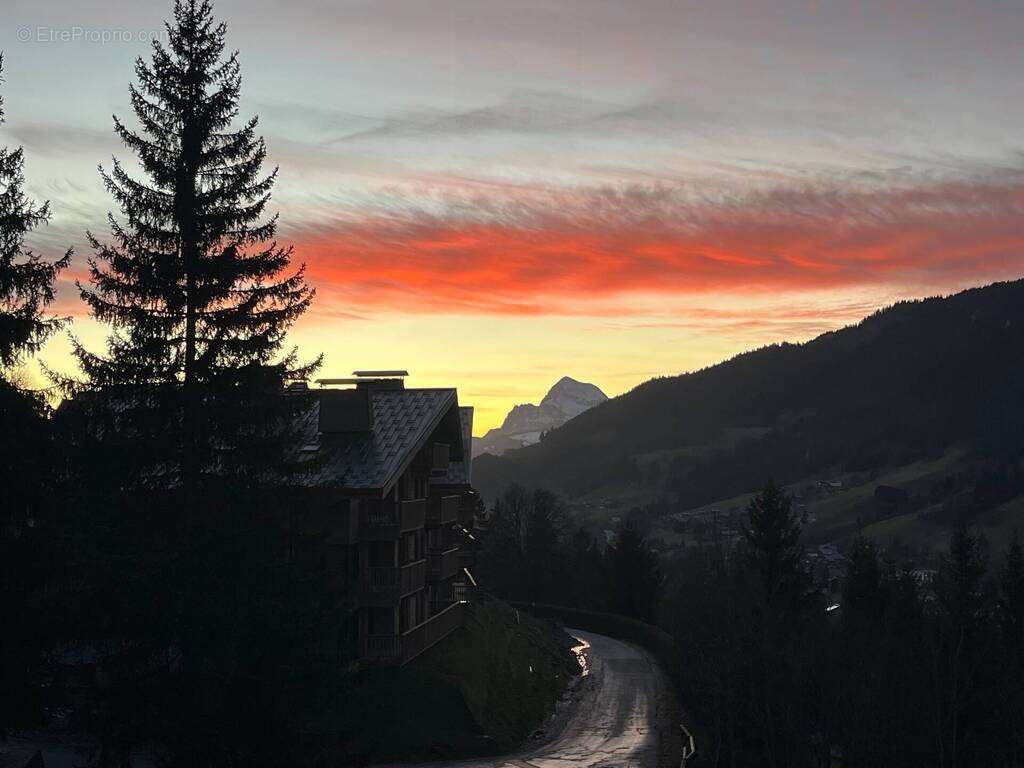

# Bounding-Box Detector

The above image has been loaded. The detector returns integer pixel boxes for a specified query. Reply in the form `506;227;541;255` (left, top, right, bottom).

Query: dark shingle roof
301;388;457;493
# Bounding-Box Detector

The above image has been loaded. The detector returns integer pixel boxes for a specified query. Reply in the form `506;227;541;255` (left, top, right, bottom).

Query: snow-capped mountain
473;376;608;457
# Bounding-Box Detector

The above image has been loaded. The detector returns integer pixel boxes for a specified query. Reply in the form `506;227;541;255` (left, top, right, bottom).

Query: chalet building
299;371;478;666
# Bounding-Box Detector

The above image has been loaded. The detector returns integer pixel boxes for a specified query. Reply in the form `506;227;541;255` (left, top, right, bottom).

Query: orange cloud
286;169;1024;319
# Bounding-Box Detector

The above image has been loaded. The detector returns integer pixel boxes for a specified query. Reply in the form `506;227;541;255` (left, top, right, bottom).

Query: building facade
299;372;478;666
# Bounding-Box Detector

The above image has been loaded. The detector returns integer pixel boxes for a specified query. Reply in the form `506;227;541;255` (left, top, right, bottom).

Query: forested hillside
475;279;1024;509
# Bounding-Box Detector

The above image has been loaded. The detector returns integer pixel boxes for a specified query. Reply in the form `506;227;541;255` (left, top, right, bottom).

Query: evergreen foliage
0;54;70;370
75;0;314;390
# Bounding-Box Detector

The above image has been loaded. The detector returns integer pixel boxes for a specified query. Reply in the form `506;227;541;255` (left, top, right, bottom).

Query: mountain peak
474;376;608;457
539;376;608;419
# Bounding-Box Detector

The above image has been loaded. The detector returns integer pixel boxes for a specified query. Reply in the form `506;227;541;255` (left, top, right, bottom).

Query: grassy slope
649;447;1024;556
805;449;966;544
336;602;578;764
862;493;1024;555
416;602;579;748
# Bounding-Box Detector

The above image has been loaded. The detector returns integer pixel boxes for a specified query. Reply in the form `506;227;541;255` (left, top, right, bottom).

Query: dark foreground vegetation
480;482;1024;767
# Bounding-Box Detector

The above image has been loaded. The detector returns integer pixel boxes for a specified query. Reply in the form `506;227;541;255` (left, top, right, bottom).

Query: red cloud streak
292;173;1024;317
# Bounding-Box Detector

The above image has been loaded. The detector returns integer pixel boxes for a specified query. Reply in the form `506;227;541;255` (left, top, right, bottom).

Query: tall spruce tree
73;0;317;486
58;7;330;762
0;54;70;371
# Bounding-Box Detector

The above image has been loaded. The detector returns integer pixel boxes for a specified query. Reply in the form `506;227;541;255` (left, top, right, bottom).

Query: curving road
401;629;674;768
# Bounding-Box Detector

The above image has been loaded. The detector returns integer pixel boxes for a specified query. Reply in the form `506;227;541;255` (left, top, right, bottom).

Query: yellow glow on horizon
31;286;896;435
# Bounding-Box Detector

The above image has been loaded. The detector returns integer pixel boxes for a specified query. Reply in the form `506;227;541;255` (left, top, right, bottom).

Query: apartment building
299;371;478;666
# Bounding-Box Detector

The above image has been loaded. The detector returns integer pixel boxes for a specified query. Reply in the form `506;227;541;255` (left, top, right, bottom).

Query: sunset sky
4;0;1024;432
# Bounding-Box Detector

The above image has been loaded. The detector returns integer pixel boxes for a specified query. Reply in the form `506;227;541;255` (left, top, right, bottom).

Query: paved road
401;629;672;768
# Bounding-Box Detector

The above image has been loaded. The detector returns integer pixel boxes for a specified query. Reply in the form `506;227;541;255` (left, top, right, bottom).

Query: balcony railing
401;601;464;664
452;582;476;602
426;494;460;527
362;559;426;602
362;596;468;665
361;498;427;538
426;546;460;581
431;581;475;613
364;634;401;661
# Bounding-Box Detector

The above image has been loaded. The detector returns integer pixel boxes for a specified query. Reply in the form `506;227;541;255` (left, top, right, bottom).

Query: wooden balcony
362;598;467;665
360;559;426;605
452;582;476;603
426;494;460;528
401;601;464;664
413;442;450;472
426;546;460;581
360;498;427;539
431;581;475;613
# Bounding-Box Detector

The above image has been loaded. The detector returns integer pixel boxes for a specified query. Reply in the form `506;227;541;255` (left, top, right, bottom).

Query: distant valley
474;279;1024;554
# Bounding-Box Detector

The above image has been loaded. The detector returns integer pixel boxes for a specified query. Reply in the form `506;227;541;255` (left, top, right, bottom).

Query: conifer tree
73;0;317;484
58;6;327;761
743;480;807;611
605;526;661;621
842;535;886;624
0;55;70;371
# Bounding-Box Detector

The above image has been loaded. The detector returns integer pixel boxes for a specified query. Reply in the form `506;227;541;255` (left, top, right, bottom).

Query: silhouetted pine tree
842;535;887;624
73;0;317;488
933;521;992;768
741;481;813;768
0;54;70;371
55;4;332;763
743;480;808;612
605;526;661;621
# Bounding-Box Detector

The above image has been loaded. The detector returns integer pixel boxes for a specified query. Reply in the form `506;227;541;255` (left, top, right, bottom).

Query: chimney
353;370;407;390
318;388;373;433
314;370;406;432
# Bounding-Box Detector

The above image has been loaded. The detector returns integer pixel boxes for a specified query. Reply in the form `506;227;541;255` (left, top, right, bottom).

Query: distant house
874;484;909;518
817;479;843;493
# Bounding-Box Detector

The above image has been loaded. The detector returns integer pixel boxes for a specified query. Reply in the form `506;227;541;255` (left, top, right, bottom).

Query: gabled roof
300;387;461;495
